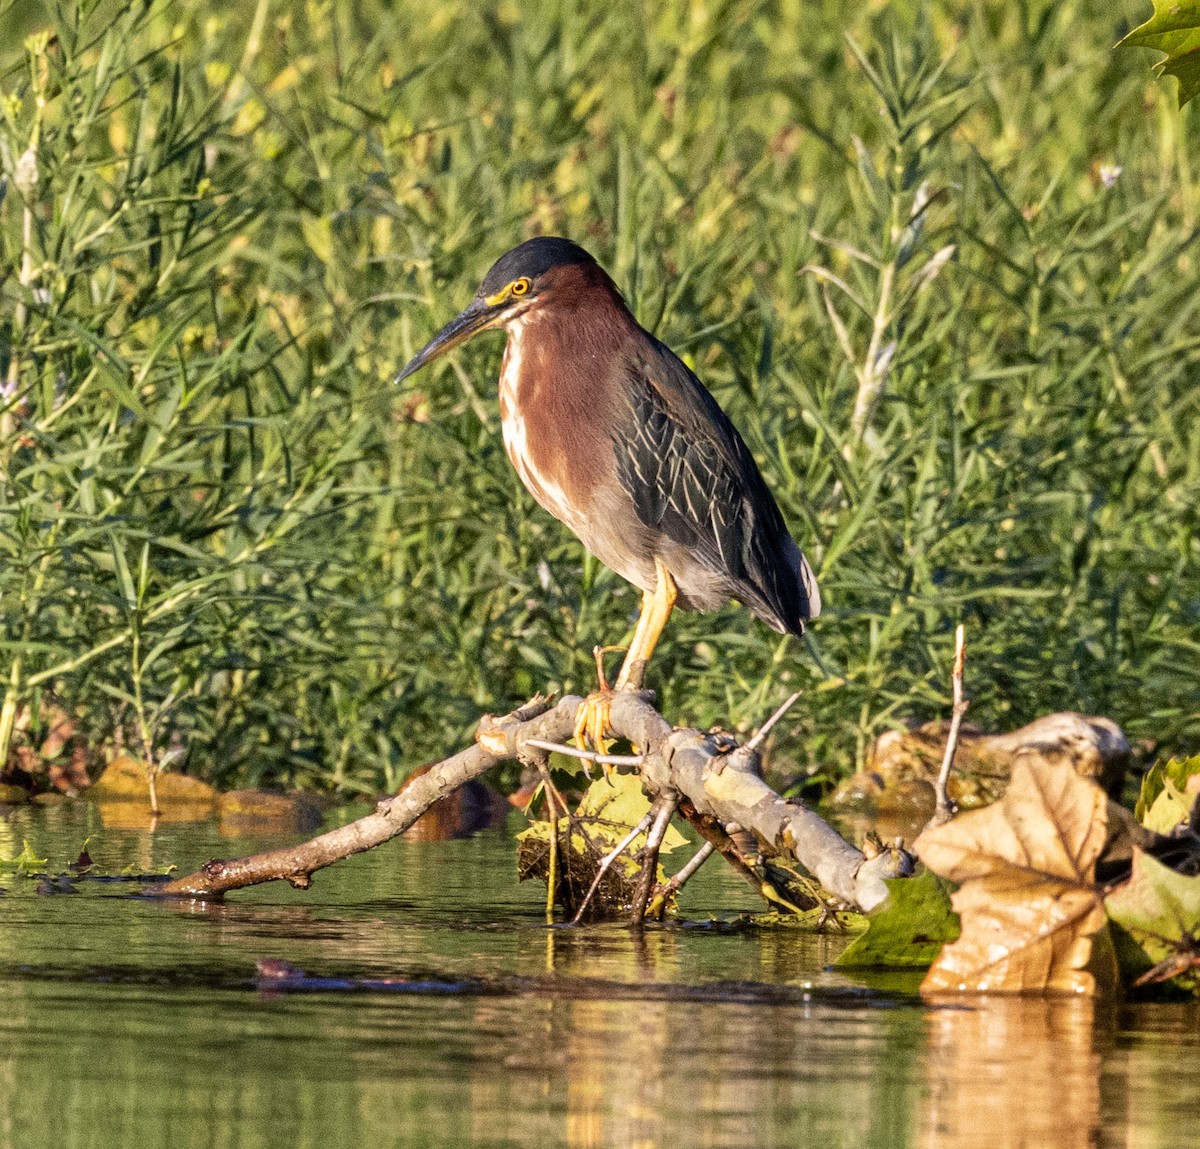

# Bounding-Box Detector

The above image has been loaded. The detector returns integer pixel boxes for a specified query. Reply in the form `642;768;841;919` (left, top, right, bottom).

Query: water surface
0;802;1195;1148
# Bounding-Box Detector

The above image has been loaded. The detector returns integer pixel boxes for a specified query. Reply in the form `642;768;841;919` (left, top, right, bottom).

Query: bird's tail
798;548;821;620
746;536;821;637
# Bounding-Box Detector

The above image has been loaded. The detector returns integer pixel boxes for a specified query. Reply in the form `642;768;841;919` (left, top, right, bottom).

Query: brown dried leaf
914;752;1109;995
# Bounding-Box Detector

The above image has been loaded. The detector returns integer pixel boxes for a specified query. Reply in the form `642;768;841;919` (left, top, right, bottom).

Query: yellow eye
511;277;531;296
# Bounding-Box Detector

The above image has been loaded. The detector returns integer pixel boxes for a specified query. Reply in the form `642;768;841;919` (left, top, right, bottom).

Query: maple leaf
914;752;1110;995
1118;0;1200;108
1105;847;1200;993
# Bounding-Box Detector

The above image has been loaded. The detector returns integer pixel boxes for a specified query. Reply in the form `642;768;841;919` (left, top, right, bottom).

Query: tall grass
1;0;1196;794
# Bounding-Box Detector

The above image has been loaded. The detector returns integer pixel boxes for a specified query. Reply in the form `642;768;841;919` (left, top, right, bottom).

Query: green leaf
108;536;138;611
1105;849;1200;993
515;774;690;919
17;840;48;873
515;774;687;868
834;868;960;969
139;623;192;677
1118;0;1200;107
574;773;687;855
1144;780;1193;833
1135;760;1167;822
300;213;334;265
851;134;888;211
1135;754;1200;830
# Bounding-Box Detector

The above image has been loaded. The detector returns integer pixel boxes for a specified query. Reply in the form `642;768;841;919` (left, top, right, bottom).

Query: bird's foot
571;645;628;779
572;690;616;772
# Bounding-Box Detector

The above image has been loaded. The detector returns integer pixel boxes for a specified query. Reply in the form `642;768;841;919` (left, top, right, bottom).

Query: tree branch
154;695;562;897
154;692;910;910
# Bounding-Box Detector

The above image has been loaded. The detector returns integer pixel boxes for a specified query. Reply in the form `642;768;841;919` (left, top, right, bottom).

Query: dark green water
0;802;1196;1149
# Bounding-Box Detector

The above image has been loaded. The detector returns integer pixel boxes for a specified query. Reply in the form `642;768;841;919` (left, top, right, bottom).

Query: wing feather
610;340;818;632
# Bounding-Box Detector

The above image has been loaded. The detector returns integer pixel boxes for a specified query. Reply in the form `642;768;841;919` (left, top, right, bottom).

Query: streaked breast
498;316;590;537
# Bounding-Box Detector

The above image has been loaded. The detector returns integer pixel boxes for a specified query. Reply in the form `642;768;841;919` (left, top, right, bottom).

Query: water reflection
561;998;917;1149
0;804;1196;1149
918;998;1102;1149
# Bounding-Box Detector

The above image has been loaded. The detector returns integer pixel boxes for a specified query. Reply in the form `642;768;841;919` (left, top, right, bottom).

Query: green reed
0;0;1196;794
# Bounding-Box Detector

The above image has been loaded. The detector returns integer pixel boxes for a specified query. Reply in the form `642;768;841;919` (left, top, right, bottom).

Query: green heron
396;237;820;748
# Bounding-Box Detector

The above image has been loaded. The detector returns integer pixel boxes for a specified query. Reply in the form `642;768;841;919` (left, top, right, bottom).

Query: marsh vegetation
1;0;1197;803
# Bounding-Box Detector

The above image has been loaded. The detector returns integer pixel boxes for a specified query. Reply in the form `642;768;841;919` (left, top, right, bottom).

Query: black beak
394;298;499;384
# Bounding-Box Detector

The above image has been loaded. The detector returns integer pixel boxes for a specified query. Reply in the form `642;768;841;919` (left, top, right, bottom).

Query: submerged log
830;712;1130;814
155;693;911;911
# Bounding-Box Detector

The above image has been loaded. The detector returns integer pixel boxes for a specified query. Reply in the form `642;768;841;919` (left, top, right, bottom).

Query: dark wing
612;338;818;634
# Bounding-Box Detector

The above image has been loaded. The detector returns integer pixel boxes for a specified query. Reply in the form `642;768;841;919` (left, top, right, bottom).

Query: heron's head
395;237;615;383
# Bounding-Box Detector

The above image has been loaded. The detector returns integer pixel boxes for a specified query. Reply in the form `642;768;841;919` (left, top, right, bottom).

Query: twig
746;691;802;752
645;841;716;919
536;758;561;923
524;738;644;768
931;624;968;827
629;793;678;924
571;810;654;924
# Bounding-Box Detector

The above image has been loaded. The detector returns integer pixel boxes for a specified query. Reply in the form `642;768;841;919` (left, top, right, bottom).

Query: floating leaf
517;774;686;865
119;863;177;878
0;840;50;874
1118;0;1200;108
915;753;1110;995
69;840;95;873
834;868;960;969
752;909;868;932
1106;848;1200;993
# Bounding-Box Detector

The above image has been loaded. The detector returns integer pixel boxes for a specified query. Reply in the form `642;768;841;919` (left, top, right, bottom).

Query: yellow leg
608;589;653;684
615;558;677;691
573;558;677;754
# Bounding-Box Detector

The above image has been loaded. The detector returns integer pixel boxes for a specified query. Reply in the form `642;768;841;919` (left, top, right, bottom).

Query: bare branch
930;624;969;828
154;692;911;911
629;792;678;923
524;738;644;768
746;691;802;752
646;841;716;918
571;810;654;924
153;695;562;897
